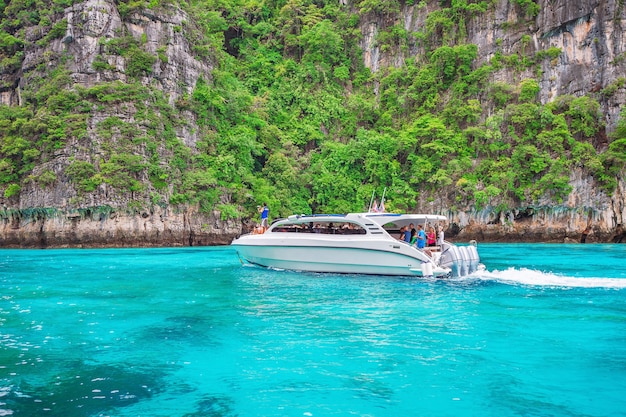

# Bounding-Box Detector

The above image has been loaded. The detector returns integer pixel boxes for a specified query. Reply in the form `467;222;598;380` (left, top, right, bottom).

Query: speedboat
231;212;482;278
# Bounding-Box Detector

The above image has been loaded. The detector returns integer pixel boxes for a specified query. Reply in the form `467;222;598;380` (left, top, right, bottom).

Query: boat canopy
363;213;447;228
284;213;446;228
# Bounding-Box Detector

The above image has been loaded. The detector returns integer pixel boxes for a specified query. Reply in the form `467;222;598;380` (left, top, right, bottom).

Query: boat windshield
271;221;366;235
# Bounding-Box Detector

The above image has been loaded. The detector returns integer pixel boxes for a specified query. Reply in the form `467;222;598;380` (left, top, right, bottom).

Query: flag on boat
371;200;379;213
379;199;385;213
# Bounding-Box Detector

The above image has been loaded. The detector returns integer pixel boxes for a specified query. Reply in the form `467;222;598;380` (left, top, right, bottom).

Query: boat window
381;222;428;234
382;222;401;234
271;221;366;234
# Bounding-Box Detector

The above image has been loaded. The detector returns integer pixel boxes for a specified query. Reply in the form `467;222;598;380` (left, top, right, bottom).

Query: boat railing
397;238;443;252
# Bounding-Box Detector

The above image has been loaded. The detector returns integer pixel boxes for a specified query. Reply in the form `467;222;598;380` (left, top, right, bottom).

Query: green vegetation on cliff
0;0;624;221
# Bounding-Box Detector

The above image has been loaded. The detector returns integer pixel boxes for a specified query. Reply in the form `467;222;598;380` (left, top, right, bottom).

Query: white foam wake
470;267;626;289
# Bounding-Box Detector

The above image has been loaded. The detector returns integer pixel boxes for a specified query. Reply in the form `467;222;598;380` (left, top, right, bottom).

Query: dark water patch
182;394;237;417
349;376;394;402
4;363;165;417
136;315;222;347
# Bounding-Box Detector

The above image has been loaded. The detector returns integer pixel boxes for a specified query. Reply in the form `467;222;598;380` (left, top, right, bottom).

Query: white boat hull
233;236;449;277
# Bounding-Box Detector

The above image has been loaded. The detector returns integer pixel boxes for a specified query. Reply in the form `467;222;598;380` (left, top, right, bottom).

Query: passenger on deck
437;224;445;246
427;226;436;247
398;226;407;241
409;229;417;245
403;225;412;243
416;224;426;250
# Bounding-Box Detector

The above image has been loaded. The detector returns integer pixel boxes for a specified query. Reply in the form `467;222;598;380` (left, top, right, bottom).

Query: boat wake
469;267;626;289
240;259;626;289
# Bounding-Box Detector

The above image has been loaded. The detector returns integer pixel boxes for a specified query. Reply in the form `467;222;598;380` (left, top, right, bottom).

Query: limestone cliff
361;0;626;132
359;0;626;244
448;175;626;243
1;0;625;247
1;0;237;247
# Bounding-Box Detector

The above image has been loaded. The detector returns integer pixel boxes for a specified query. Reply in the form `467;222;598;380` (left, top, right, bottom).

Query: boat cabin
270;220;367;235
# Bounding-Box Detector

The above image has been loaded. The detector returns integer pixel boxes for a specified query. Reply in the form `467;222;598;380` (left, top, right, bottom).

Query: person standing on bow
258;203;269;231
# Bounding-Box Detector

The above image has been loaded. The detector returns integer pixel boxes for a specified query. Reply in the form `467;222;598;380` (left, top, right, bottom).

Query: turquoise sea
1;243;625;417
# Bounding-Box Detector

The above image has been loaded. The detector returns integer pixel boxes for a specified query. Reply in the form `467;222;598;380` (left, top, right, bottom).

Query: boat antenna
380;187;387;212
368;190;375;212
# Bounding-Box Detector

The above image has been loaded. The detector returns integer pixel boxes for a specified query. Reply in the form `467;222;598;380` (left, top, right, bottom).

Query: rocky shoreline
1;206;624;249
0;206;239;249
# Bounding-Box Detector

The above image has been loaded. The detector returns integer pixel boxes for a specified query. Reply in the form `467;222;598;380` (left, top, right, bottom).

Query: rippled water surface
1;244;625;416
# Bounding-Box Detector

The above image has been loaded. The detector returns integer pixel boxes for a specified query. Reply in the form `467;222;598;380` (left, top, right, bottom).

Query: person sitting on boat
416;224;426;250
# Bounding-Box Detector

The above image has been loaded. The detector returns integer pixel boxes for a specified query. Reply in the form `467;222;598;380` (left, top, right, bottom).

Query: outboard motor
441;245;462;277
459;246;470;276
438;243;452;268
467;241;480;273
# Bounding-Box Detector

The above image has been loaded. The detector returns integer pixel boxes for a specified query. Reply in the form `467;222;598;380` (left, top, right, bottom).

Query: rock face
361;0;626;132
356;0;626;244
411;174;626;244
0;0;227;247
0;0;228;247
2;0;211;108
436;170;625;243
0;206;240;248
